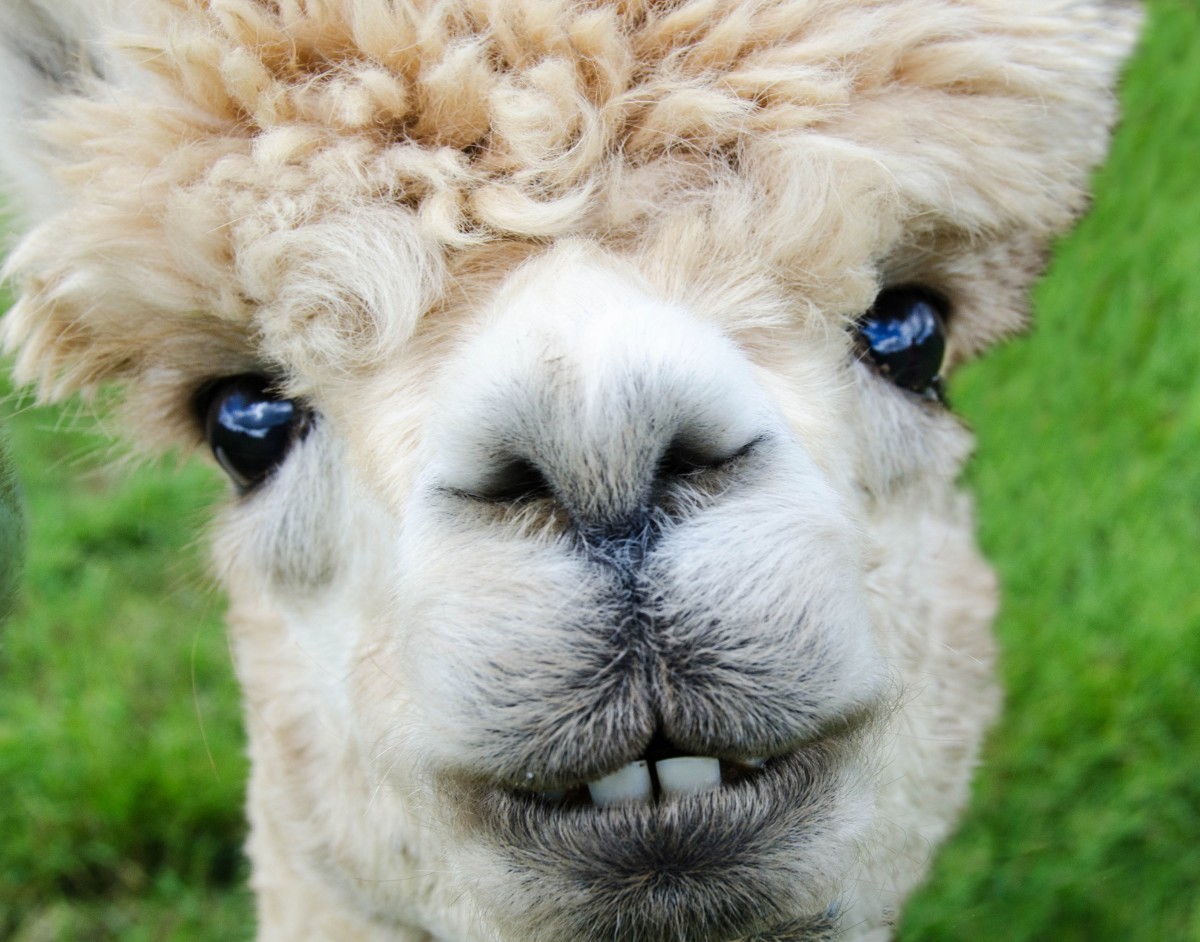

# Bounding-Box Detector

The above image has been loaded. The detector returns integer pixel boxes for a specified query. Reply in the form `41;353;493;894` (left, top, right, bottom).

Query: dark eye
202;375;308;492
854;287;948;400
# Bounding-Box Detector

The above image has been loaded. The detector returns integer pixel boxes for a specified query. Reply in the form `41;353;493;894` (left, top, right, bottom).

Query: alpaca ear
0;0;119;223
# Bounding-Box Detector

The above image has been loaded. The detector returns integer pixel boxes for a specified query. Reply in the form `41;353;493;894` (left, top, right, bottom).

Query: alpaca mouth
454;735;862;942
461;728;858;832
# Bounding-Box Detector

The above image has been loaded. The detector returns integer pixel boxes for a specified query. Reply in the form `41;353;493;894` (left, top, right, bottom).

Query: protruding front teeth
587;760;652;808
536;754;770;807
655;757;722;797
582;756;735;807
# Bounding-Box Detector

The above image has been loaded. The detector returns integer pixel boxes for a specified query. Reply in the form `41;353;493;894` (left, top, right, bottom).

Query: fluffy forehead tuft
0;0;1138;406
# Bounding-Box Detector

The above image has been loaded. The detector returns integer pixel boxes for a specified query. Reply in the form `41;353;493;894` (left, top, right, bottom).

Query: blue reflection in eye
218;394;296;439
859;300;939;355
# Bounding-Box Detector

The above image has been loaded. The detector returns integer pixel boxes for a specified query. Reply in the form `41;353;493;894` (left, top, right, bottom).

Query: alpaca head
0;2;1139;940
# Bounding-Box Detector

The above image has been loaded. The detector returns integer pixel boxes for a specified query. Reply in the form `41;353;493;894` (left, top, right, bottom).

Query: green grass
1;3;1198;940
0;425;23;621
0;378;252;937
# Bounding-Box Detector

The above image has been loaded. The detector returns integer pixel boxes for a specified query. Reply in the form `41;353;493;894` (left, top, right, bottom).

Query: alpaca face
0;2;1139;939
214;239;982;941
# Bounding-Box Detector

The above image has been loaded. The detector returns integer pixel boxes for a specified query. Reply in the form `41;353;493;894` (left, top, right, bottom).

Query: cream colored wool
0;2;1139;940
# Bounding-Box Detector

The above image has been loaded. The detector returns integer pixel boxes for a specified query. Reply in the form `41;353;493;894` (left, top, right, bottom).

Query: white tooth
741;757;767;769
587;761;652;807
655;757;722;797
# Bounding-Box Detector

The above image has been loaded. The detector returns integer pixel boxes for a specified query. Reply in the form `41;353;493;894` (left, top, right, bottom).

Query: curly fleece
4;0;1134;409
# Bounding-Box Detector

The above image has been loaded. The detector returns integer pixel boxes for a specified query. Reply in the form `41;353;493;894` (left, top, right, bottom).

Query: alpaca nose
468;426;763;540
432;258;774;536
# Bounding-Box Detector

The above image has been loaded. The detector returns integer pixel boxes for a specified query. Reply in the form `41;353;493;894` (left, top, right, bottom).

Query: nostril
469;456;555;504
657;442;715;479
657;434;764;482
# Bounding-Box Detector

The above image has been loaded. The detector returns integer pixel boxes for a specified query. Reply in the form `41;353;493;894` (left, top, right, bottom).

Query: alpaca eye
203;375;307;492
855;287;948;400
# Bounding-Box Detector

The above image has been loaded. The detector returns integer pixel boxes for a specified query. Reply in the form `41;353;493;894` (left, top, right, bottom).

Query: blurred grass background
901;2;1200;939
1;2;1197;940
0;427;22;622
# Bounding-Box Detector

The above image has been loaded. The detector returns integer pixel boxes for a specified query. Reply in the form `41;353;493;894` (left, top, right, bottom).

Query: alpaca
0;2;1140;940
